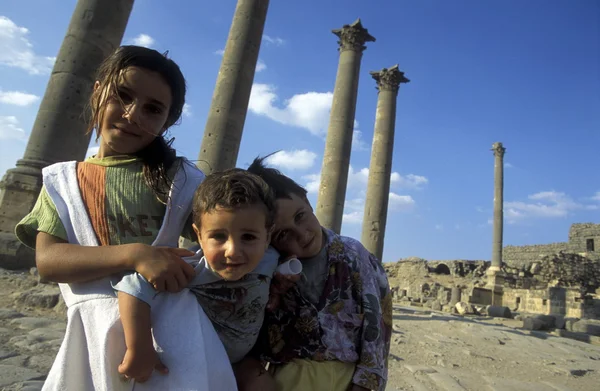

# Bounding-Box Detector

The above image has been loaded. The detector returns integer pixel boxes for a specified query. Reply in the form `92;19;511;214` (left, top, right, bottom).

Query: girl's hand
267;255;301;311
130;245;196;293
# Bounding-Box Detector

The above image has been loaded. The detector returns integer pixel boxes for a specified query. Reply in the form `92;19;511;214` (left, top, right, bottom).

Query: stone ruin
385;222;600;343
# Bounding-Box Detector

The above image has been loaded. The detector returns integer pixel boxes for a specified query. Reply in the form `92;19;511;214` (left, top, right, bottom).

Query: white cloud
263;35;286;46
0;116;26;140
388;192;416;212
435;224;443;230
342;211;362;225
303;173;320;193
183;103;192;117
504;191;598;223
214;49;225;56
352;129;368;152
346;166;428;190
0;89;39;106
0;16;55;75
130;34;155;48
248;83;333;136
505;162;514;168
390;173;429;189
86;146;99;158
591;191;600;202
256;59;267;72
342;191;415;225
265;150;317;171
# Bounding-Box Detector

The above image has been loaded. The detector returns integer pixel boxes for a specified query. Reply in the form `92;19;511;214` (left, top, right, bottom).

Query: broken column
315;19;375;233
0;0;134;269
197;0;269;174
361;65;409;260
487;142;506;304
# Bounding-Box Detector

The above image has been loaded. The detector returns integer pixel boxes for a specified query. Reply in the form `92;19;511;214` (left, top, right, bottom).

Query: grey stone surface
315;19;375;234
0;365;42;388
360;65;409;261
0;0;134;270
9;318;65;332
197;0;269;174
12;286;60;309
0;310;23;321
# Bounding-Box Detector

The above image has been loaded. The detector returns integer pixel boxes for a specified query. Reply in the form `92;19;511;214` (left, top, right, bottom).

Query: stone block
455;301;473;315
523;315;555;330
0;233;35;270
430;300;442;311
571;319;600;336
486;305;512;318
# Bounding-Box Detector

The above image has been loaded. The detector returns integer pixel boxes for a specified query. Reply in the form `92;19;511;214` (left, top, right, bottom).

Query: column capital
370;65;410;93
332;19;375;52
491;142;506;158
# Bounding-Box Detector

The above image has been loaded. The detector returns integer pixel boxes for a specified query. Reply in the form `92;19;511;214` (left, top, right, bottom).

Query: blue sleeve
111;272;157;306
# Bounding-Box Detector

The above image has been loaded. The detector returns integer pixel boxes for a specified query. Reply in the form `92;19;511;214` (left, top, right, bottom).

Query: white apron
41;160;237;391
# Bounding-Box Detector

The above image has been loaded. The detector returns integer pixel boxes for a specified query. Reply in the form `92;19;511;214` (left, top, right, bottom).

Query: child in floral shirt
247;156;392;391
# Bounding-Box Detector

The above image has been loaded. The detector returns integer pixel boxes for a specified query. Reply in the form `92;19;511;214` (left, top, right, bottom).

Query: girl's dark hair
247;154;308;200
88;45;187;201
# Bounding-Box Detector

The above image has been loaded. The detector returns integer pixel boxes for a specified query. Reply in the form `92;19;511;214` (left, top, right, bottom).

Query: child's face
193;205;270;281
271;193;323;259
95;66;172;158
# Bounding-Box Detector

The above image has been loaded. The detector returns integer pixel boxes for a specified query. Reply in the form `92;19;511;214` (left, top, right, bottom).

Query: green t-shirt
16;155;195;249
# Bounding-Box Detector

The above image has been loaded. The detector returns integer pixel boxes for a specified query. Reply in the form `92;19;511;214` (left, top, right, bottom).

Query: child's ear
192;223;201;239
93;81;101;92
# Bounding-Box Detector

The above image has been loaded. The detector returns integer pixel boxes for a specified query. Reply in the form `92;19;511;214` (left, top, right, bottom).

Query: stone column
490;142;506;271
361;65;409;260
487;142;506;305
197;0;269;174
316;19;375;233
0;0;134;269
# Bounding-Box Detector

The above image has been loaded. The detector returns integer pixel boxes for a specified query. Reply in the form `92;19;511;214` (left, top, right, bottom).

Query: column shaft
197;0;269;174
361;65;408;260
316;19;375;233
491;142;505;269
0;0;133;268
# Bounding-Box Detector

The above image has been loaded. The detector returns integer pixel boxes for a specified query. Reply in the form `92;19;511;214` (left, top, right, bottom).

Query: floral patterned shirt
257;229;392;391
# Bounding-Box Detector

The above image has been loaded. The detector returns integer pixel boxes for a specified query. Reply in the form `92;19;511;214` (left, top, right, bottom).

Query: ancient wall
502;287;587;318
502;243;569;270
569;223;600;254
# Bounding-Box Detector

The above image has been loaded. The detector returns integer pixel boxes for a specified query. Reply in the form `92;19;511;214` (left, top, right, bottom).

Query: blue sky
1;0;599;262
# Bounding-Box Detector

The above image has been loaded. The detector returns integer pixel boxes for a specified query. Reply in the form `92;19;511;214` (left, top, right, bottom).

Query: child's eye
276;230;289;242
211;233;227;241
117;90;132;103
242;233;257;241
147;104;162;115
294;212;304;222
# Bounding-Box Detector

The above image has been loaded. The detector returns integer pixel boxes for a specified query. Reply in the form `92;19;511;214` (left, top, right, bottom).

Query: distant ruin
386;222;600;320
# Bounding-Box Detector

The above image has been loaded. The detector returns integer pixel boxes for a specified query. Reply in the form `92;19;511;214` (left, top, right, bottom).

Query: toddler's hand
267;255;301;311
118;346;168;383
131;245;196;293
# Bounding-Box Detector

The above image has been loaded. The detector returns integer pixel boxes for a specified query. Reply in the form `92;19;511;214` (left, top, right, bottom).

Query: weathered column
316;19;375;233
491;142;506;271
0;0;134;269
361;65;409;260
487;142;506;305
197;0;269;174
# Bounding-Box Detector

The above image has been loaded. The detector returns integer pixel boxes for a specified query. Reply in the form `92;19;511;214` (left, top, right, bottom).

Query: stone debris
455;302;474;315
